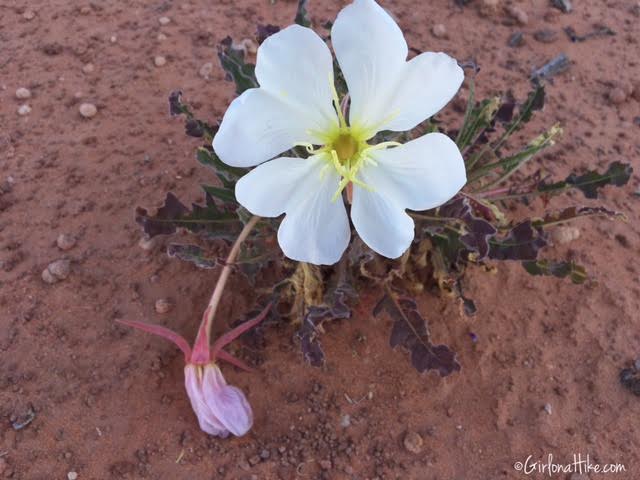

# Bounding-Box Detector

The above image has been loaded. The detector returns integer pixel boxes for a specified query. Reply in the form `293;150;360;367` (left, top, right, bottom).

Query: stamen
294;142;322;155
329;73;347;129
360;109;402;139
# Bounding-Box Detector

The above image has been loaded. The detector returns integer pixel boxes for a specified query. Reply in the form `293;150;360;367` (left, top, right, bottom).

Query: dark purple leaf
488;221;547;261
374;294;460;377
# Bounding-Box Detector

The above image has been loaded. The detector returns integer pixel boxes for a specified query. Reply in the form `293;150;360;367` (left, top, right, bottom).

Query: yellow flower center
297;76;402;201
332;133;359;164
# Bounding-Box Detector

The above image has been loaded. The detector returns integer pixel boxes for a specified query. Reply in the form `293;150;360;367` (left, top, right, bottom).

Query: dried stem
203;215;261;340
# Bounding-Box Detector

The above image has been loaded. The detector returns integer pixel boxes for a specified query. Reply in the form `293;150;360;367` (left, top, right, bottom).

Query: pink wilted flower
118;304;269;437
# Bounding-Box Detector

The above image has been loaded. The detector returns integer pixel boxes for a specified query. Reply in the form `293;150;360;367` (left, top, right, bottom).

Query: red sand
1;0;639;478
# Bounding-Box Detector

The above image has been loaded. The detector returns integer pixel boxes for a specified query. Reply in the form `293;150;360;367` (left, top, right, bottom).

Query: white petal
236;156;320;217
332;0;463;135
256;25;337;133
350;184;415;259
184;365;228;437
202;365;253;437
236;154;351;265
332;0;406;135
366;132;466;211
213;26;338;168
383;52;464;132
351;133;466;258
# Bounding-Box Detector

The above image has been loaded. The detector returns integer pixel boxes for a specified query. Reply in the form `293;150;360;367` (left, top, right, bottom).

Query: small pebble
199;62;213;79
508;32;525;47
138;237;157;251
507;5;529;25
110;35;117;43
15;87;31;99
23;10;36;20
154;55;167;67
67;472;78;480
340;414;351;428
551;0;572;13
57;234;77;251
157;33;167;41
479;0;500;16
319;459;332;470
552;226;580;244
158;16;171;25
48;259;71;279
544;403;553;415
155;298;173;314
431;24;447;39
42;268;58;284
609;87;627;105
533;29;558;44
79;103;97;118
403;431;423;454
82;63;95;74
17;104;31;115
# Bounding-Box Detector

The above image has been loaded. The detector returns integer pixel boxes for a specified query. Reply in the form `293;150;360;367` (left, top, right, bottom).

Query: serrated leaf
218;37;258;94
196;147;246;190
538;161;632;199
488;221;548;261
167;243;218;269
136;192;242;239
522;259;587;284
202;184;236;204
257;24;280;44
168;91;217;139
533;206;625;228
296;282;354;367
374;293;460;376
294;0;311;27
437;198;497;260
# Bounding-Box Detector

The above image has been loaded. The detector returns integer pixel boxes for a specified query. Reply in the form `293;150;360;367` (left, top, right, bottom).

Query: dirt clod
155;298;173;314
609;87;627;105
403;431;423;454
552;226;580;244
431;24;447;38
507;5;528;25
57;234;77;251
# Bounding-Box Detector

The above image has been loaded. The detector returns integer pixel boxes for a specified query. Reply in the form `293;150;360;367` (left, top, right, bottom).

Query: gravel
15;87;31;99
79;103;98;118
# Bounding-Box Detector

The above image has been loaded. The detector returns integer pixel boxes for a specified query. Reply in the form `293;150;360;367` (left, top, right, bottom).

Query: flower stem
203;215;261;340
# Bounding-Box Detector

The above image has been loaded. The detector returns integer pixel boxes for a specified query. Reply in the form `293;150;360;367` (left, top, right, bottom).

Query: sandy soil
1;0;639;479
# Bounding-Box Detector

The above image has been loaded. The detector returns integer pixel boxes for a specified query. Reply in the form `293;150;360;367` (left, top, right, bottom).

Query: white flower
213;0;466;265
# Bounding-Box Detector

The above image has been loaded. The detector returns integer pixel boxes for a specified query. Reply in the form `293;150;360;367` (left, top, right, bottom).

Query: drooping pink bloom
118;304;269;437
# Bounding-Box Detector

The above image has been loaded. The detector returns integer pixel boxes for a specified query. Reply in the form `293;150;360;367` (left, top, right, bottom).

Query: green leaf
470;124;562;187
466;84;546;170
167;244;218;269
202;184;236;204
456;84;501;152
294;0;311;27
136;192;242;239
538;161;633;199
218;37;258;94
522;260;587;284
532;206;626;228
196;147;246;189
